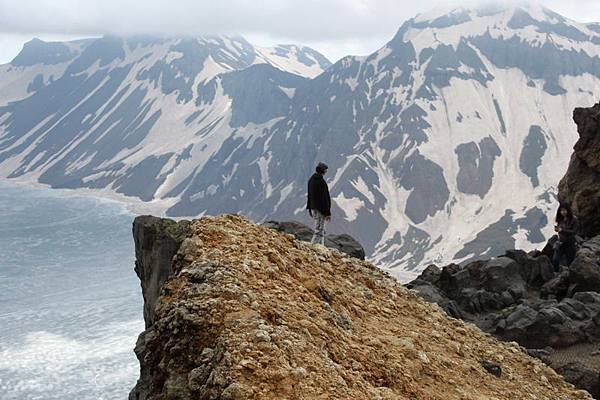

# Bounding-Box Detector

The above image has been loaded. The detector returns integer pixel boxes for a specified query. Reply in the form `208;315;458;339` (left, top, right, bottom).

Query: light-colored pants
310;210;327;245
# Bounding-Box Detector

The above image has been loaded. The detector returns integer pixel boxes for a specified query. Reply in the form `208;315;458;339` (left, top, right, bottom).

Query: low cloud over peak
0;0;598;63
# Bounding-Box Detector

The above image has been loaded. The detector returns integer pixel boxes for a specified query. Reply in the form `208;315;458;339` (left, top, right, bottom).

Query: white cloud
0;0;598;64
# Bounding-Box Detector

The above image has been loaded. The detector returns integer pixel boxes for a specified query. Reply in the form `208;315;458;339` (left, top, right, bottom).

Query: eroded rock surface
130;215;590;400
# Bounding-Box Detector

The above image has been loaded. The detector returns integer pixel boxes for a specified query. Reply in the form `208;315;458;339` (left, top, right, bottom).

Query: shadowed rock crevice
133;216;193;328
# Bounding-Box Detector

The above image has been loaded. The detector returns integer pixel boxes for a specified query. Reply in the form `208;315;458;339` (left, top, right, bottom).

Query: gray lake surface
0;180;144;400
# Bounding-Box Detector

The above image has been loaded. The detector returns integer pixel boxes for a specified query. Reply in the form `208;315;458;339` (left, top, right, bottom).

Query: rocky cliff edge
129;214;590;400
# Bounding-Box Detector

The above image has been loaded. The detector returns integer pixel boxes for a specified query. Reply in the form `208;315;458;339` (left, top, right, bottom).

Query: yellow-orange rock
130;214;591;400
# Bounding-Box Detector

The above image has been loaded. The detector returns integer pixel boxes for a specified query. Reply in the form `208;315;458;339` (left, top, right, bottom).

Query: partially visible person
552;203;579;270
307;162;331;245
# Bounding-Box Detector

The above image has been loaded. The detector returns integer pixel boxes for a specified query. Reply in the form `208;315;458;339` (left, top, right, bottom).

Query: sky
1;0;599;64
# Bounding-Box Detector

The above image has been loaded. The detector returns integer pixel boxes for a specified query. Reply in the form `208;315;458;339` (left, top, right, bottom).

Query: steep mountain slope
1;2;600;274
310;3;599;272
408;101;600;397
163;2;600;273
0;34;329;206
129;214;591;400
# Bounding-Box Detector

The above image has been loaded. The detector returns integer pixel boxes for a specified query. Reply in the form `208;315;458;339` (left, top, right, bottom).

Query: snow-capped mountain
0;34;330;202
1;2;599;275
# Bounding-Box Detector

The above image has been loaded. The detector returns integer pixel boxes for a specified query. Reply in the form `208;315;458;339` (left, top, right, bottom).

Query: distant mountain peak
255;44;331;78
392;0;599;57
413;1;553;25
410;0;589;32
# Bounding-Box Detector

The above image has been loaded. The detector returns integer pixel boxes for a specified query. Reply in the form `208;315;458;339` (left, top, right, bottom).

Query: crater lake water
0;180;144;400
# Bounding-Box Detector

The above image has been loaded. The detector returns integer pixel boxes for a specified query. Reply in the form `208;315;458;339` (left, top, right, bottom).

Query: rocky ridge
129;214;590;400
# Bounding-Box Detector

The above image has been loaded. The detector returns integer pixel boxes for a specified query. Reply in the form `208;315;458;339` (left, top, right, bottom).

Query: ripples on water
0;181;144;400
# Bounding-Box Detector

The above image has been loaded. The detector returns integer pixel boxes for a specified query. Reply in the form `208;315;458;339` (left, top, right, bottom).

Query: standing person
307;162;331;245
552;203;579;270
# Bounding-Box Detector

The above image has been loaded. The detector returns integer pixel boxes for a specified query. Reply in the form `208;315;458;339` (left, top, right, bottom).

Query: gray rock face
568;236;600;294
470;29;600;96
262;220;366;260
397;151;450;224
130;215;194;400
11;37;80;66
455;208;547;261
455;137;501;198
520;125;548;187
200;64;307;128
559;103;600;239
133;216;192;327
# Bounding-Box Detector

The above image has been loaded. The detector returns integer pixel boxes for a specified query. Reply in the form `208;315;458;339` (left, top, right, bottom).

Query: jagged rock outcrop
559;103;600;238
133;216;192;327
408;249;600;342
408;245;600;397
130;214;590;400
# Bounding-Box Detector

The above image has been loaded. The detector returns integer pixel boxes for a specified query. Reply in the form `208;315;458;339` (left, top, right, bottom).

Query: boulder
262;220;366;259
504;249;555;286
568;236;600;295
499;300;592;349
479;257;527;297
554;363;600;399
541;269;570;299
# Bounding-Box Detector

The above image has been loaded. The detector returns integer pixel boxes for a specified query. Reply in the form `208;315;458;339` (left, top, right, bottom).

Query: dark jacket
558;216;579;244
307;173;331;217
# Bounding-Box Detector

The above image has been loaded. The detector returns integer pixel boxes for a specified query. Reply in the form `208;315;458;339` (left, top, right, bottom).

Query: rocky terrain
133;217;364;329
129;214;590;400
409;102;600;397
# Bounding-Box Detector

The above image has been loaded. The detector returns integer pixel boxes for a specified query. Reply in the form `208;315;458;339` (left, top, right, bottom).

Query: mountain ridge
1;4;599;275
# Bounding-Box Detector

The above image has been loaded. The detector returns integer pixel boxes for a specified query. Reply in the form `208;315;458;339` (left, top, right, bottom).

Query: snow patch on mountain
256;45;331;78
1;4;600;274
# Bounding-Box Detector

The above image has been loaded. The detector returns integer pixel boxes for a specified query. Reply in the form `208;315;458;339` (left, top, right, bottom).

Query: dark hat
316;162;328;173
